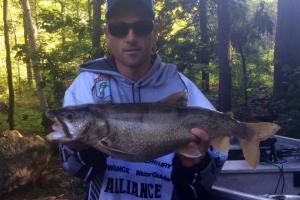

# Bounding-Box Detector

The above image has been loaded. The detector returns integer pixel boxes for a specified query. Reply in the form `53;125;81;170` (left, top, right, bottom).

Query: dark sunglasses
108;20;154;38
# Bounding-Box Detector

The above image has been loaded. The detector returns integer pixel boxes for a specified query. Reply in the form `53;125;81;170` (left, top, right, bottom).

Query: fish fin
176;145;203;158
224;112;234;119
97;138;136;157
239;122;280;169
159;92;187;106
239;138;260;169
46;131;66;141
210;136;230;154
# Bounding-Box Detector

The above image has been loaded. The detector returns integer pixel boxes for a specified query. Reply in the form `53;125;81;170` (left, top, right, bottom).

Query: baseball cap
105;0;154;20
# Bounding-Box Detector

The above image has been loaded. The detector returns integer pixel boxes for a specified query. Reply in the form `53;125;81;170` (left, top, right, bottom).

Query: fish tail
239;122;280;169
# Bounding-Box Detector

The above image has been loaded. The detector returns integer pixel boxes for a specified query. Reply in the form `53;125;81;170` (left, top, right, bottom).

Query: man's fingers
190;128;210;154
191;128;209;143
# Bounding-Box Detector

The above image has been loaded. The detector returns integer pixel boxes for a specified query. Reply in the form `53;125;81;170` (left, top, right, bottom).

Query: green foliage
3;0;297;139
273;66;300;139
156;0;217;86
38;8;64;33
0;89;44;135
253;2;274;35
39;40;92;107
230;0;275;106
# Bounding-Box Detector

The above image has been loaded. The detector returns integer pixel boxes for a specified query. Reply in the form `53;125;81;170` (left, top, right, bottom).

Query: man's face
105;11;157;70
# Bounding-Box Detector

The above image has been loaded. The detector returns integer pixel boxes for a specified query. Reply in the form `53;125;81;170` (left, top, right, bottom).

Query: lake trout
46;92;280;168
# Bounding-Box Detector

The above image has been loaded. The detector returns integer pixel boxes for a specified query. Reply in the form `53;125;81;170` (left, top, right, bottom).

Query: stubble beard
119;49;151;70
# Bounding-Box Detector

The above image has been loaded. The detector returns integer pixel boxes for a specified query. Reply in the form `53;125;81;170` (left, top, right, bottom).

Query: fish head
46;105;98;143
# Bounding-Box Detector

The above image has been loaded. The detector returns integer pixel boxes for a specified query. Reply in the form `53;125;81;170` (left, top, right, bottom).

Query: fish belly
105;116;195;161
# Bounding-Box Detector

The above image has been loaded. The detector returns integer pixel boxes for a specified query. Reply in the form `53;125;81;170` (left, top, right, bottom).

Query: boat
212;135;300;200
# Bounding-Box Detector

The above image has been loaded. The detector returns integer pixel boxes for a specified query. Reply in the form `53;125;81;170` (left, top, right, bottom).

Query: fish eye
66;113;74;120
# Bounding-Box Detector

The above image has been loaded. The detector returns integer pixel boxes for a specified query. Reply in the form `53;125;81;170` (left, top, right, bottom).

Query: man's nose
125;28;137;42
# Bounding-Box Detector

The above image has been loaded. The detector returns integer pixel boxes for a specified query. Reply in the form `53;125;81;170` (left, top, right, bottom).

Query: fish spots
175;107;189;117
154;106;189;118
100;137;112;147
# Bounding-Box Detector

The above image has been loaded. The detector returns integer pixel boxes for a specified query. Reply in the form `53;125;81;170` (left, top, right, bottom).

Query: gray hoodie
60;55;226;200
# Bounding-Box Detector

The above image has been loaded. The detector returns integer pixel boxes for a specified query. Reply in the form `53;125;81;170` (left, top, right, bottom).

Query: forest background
1;0;300;140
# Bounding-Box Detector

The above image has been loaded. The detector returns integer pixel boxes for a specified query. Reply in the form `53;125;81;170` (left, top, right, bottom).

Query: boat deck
214;135;300;197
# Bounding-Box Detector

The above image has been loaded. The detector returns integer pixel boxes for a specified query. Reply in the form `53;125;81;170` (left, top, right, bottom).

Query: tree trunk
235;33;248;107
3;0;15;129
217;0;232;112
91;0;102;59
22;10;33;87
273;0;300;137
199;0;210;93
9;11;22;93
14;32;22;93
88;0;92;23
21;0;48;112
273;0;300;102
34;0;38;27
60;0;65;44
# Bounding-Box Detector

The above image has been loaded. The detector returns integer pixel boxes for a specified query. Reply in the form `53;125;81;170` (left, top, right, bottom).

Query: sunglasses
108;20;154;38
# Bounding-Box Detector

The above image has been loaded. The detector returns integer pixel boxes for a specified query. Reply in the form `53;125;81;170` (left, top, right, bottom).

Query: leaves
3;0;300;138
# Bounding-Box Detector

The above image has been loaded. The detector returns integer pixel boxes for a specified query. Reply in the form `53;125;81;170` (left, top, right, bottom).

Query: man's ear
153;21;162;36
152;21;161;53
104;25;111;46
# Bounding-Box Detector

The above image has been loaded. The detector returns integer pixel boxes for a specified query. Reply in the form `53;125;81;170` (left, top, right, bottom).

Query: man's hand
177;128;210;167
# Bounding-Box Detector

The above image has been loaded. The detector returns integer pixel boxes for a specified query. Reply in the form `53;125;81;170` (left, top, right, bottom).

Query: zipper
131;83;135;103
131;83;141;103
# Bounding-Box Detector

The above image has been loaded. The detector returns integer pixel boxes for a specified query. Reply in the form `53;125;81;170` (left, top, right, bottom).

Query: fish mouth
49;116;72;139
46;110;72;138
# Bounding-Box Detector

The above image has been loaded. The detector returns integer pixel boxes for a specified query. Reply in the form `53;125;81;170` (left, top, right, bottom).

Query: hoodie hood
79;54;179;88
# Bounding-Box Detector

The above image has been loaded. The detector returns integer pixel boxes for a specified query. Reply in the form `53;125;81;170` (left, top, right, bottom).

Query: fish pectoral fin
239;138;259;169
159;92;187;106
98;138;136;157
210;136;230;154
177;136;230;158
176;143;203;158
99;137;113;147
46;131;66;142
240;122;280;169
224;111;234;119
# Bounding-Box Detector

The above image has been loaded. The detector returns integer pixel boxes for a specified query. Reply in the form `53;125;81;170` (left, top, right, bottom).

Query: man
59;0;226;199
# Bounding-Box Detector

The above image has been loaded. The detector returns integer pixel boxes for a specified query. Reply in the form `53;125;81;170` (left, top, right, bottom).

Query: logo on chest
94;75;111;101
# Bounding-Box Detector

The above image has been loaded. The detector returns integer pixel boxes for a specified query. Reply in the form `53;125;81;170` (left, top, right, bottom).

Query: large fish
46;92;280;168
